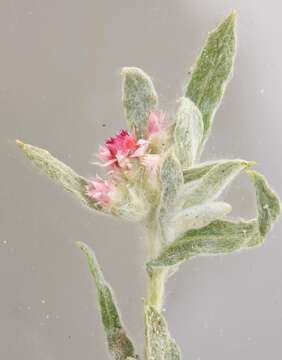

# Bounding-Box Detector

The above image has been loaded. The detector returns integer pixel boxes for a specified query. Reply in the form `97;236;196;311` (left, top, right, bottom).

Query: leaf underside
174;97;203;168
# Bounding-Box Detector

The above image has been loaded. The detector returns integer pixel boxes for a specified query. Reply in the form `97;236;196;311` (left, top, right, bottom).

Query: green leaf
247;170;281;237
174;97;203;168
148;219;260;268
159;152;184;231
180;159;253;208
16;140;99;210
168;201;232;241
122;67;158;138
77;242;137;360
145;305;181;360
183;159;229;183
186;11;237;148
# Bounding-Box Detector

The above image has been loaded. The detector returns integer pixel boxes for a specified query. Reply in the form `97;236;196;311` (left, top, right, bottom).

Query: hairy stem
145;216;166;311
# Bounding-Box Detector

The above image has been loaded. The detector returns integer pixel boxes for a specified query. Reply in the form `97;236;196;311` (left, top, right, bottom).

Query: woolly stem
145;216;166;311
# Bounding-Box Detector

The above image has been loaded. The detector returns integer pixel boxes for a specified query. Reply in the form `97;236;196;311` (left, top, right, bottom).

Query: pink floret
86;176;115;206
147;111;166;136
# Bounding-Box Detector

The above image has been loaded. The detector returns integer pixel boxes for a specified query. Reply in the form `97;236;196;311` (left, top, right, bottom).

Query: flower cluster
86;111;168;214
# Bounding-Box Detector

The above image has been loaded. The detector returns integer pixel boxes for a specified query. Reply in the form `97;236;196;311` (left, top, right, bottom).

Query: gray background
1;0;282;359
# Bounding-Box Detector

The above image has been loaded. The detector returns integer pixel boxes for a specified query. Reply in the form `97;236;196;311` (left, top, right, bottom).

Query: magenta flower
98;130;148;169
86;176;117;206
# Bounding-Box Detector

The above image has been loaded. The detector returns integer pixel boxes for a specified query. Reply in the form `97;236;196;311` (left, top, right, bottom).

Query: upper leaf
148;219;260;268
77;242;137;360
158;152;184;242
186;11;237;148
174;97;203;168
183;159;228;183
16;140;99;210
247;170;281;237
179;159;252;208
122;67;158;138
145;305;181;360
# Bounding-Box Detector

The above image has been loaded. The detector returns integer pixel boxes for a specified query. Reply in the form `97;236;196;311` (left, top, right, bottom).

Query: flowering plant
17;11;281;360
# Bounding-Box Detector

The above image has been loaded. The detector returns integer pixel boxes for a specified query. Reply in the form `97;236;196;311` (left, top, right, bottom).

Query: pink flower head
98;130;148;168
86;176;116;206
146;111;166;136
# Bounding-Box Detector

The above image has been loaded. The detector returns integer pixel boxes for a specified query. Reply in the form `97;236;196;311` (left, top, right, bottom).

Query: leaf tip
239;160;256;169
75;240;87;253
16;139;25;149
121;66;142;77
229;9;238;20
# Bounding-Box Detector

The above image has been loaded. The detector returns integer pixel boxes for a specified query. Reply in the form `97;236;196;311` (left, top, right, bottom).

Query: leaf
183;159;227;183
122;67;158;138
168;201;232;241
247;170;281;237
145;305;181;360
174;97;203;168
148;219;260;268
180;159;253;208
186;11;237;148
159;152;184;234
77;242;137;360
16;140;99;210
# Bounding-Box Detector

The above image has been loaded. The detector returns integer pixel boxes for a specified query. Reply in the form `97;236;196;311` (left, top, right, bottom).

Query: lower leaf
145;305;181;360
77;241;137;360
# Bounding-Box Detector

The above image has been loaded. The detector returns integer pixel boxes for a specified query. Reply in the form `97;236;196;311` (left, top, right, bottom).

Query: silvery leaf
168;201;232;241
247;170;281;237
145;305;181;360
174;97;203;168
183;159;231;183
77;242;137;360
186;11;237;149
180;159;253;208
16;140;99;210
122;67;158;138
148;219;260;268
159;152;184;242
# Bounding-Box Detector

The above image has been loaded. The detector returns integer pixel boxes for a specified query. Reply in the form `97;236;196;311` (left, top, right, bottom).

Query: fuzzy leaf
16;140;98;210
148;219;260;268
77;242;136;360
180;159;253;208
183;159;227;183
159;152;184;233
186;11;237;148
174;97;203;168
122;67;158;138
145;305;181;360
168;201;232;241
247;170;281;237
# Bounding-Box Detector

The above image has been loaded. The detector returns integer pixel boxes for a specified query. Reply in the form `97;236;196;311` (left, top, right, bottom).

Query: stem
145;216;166;311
